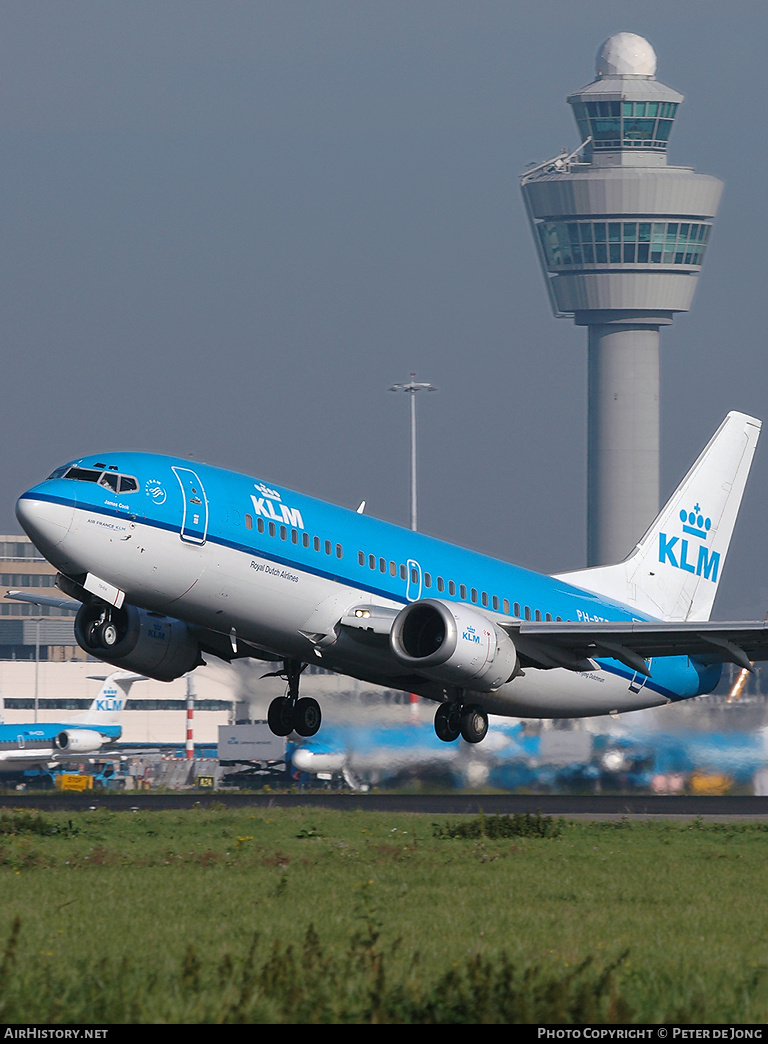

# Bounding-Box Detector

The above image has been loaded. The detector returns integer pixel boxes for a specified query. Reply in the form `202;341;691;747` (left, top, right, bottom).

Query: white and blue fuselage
16;444;729;726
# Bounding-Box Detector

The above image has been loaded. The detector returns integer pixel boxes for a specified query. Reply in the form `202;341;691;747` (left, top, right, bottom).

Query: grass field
0;805;766;1023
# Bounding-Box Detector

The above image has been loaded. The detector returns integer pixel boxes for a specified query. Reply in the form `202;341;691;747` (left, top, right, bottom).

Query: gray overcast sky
2;1;767;620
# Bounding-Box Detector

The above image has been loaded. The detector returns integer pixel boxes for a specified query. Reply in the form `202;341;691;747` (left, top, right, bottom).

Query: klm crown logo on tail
556;412;761;622
94;684;124;713
659;503;720;583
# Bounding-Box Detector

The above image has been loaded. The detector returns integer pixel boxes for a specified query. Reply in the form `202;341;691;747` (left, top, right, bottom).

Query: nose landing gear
267;659;322;738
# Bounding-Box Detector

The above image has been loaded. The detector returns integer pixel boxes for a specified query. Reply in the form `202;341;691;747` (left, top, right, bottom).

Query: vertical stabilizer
555;412;761;621
74;672;146;725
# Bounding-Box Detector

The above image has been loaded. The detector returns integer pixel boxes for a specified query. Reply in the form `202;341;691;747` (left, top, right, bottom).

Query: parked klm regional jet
0;671;139;772
12;412;768;745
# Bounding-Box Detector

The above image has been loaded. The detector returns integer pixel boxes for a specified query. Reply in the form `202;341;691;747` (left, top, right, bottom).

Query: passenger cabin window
336;544;343;559
449;581;456;596
460;584;467;600
257;518;265;534
245;514;253;530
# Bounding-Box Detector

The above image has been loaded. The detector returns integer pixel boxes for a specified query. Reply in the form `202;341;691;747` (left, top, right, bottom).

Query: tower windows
571;99;678;150
538;220;710;270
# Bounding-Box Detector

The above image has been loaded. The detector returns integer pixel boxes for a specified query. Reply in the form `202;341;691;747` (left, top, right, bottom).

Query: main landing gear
434;702;488;744
84;607;122;650
267;659;322;738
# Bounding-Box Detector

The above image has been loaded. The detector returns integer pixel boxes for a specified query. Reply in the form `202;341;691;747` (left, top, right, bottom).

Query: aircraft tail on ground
556;412;761;622
73;672;146;725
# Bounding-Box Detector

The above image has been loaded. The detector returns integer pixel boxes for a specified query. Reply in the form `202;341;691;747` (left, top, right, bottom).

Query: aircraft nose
16;493;74;555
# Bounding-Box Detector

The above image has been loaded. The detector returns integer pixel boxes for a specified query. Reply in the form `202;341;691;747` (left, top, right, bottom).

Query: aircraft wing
12;587;766;682
5;590;81;612
337;602;768;678
0;750;56;764
504;619;768;676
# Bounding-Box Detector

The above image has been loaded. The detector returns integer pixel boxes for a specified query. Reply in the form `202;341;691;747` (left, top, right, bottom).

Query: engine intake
75;603;203;682
390;599;517;692
54;729;104;753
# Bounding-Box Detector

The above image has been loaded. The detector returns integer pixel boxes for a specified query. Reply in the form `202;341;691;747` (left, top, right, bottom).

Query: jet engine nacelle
389;598;517;692
54;729;104;753
74;603;203;682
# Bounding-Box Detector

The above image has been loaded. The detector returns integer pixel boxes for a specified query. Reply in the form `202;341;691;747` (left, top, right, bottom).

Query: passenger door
406;559;422;602
172;466;209;545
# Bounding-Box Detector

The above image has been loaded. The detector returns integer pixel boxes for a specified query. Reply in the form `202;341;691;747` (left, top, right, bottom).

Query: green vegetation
0;806;765;1022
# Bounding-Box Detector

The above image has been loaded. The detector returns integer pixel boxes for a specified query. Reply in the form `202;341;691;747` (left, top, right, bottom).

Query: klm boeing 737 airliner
12;412;768;745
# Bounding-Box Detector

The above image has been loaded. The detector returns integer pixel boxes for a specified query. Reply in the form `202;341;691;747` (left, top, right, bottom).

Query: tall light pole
32;617;42;723
388;373;436;531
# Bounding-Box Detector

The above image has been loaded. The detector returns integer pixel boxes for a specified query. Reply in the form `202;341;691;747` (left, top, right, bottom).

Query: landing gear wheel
294;697;322;737
267;696;296;737
85;620;102;648
460;704;488;744
434;703;461;743
98;621;119;648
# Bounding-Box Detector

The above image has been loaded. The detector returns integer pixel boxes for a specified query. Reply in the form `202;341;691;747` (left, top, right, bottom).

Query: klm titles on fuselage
658;505;720;582
249;484;304;530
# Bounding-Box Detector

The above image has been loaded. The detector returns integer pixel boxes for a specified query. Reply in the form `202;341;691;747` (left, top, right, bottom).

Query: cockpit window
65;467;101;483
51;465;139;493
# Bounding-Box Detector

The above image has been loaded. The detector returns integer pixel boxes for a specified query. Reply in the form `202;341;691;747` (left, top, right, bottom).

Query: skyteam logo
659;503;720;582
145;479;167;505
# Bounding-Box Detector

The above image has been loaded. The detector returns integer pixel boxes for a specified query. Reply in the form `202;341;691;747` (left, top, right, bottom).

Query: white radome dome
596;33;657;77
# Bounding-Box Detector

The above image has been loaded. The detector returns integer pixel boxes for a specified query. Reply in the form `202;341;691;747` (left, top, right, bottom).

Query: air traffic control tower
520;33;722;566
